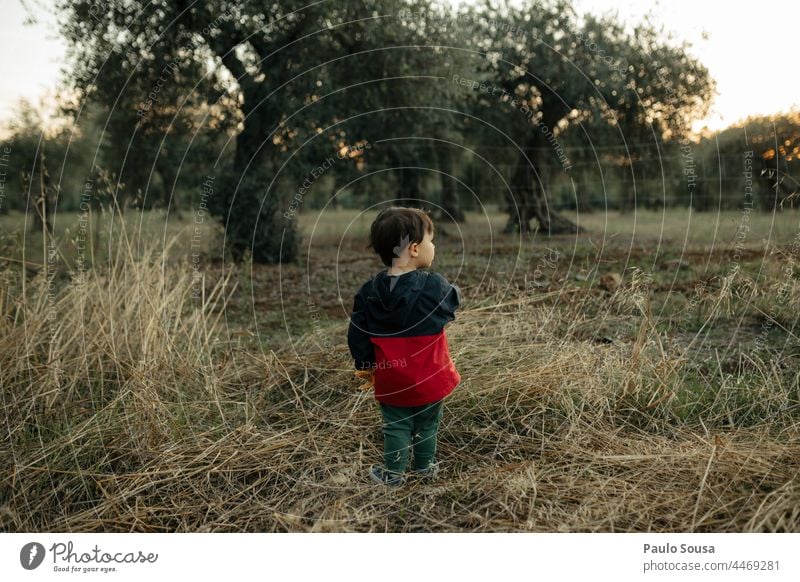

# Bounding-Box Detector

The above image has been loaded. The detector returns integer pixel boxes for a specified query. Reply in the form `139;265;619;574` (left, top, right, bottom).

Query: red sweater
347;268;462;407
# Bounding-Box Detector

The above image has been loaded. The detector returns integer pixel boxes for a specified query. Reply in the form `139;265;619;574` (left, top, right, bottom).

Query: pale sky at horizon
0;0;797;134
569;0;800;132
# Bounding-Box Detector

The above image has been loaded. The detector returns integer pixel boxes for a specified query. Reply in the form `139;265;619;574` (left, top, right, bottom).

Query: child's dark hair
368;206;435;267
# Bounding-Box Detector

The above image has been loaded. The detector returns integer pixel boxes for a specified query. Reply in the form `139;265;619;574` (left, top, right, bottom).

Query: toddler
347;206;462;487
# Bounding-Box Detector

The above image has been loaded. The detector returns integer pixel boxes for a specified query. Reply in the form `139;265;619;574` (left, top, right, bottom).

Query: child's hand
353;369;375;392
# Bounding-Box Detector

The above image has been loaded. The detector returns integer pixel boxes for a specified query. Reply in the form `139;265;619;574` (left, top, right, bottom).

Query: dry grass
1;216;799;532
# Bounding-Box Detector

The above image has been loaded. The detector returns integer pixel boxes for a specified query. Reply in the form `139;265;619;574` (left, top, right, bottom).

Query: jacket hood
365;268;428;327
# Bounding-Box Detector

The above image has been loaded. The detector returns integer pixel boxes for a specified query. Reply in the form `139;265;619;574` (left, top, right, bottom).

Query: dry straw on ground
1;243;798;532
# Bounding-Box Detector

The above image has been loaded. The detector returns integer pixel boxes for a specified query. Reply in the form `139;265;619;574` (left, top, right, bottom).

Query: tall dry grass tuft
0;234;246;530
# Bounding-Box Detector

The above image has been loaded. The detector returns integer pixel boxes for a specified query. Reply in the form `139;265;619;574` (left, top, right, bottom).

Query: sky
0;0;797;134
568;0;799;132
0;0;67;129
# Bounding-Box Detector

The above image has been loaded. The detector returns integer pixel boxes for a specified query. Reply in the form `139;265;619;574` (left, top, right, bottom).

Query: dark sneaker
414;461;440;481
369;465;406;487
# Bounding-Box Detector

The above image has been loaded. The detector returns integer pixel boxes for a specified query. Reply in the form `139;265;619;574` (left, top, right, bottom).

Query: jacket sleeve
431;273;462;323
347;291;375;370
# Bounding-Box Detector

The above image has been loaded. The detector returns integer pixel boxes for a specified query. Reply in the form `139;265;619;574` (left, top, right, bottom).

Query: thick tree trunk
619;163;636;213
158;156;181;219
222;87;299;264
390;147;423;208
394;172;420;207
436;143;465;222
505;158;536;234
505;136;582;236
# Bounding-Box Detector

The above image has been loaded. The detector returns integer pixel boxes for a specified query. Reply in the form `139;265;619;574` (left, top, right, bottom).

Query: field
1;206;799;532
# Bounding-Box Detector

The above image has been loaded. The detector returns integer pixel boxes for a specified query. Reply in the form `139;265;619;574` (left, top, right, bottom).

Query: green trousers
379;399;443;473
